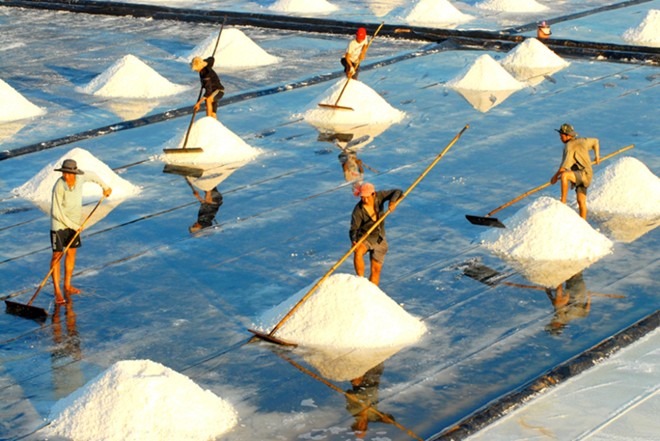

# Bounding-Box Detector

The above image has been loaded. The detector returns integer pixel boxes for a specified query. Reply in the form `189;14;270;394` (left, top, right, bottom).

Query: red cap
356;27;367;42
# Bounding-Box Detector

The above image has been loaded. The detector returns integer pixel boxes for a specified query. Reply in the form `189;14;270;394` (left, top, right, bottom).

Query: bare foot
55;296;66;305
65;286;81;295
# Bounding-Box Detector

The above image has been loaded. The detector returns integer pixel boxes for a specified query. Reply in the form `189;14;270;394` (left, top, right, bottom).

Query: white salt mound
187;28;279;69
252;273;427;349
479;197;613;261
622;9;660;47
45;360;237;441
476;0;548;12
447;54;526;91
12;147;141;205
304;80;405;131
79;54;189;98
405;0;474;27
0;78;46;122
589;157;660;217
163;116;260;165
501;38;569;69
269;0;338;13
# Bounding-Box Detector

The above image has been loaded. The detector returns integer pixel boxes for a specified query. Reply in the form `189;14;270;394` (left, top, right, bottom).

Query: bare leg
205;97;216;118
353;243;367;277
369;258;383;286
576;192;588;220
51;251;66;304
559;171;577;204
64;248;80;295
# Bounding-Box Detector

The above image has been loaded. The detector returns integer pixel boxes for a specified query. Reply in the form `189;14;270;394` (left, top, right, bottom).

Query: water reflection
543;272;590;335
51;302;84;399
592;213;660;243
189;182;223;233
451;88;518;113
345;363;395;438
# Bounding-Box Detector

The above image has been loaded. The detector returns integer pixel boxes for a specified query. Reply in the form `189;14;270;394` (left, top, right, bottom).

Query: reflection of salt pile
269;0;338;13
304;80;405;132
476;0;548;12
252;273;427;349
45;360;237;441
500;38;569;85
187;28;279;70
0;78;46;122
302;346;402;382
163;116;260;165
622;9;660;47
78;54;188;98
404;0;474;27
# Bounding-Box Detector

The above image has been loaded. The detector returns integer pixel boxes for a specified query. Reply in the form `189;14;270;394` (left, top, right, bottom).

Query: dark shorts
363;237;388;263
51;229;80;252
340;57;360;79
573;170;588;195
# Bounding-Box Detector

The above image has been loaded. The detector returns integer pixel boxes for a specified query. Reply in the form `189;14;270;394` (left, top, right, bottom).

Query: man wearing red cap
341;27;368;80
349;182;402;286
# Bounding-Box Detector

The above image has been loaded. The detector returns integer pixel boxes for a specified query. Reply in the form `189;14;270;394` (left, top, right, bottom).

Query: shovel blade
247;329;297;347
162;147;204;154
162;164;204;178
465;214;506;228
5;300;48;321
317;103;354;111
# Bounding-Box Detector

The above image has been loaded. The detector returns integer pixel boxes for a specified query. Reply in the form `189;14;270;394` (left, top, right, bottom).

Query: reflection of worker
545;272;591;335
189;184;223;233
341;27;368;80
550;123;600;220
339;150;364;194
537;21;551;39
51;159;112;305
191;56;224;118
52;302;84;398
346;363;394;438
350;183;402;286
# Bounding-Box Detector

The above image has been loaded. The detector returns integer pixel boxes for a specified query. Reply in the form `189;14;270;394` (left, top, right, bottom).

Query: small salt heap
162;116;260;165
186;28;279;70
44;360;238;441
500;38;569;85
78;54;189;98
252;273;427;349
368;0;405;17
269;0;338;14
622;9;660;47
476;0;548;13
404;0;474;28
0;78;46;122
304;80;405;132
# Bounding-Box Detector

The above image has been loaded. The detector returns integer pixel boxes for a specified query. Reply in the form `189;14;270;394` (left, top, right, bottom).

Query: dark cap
555;123;577;136
54;159;84;175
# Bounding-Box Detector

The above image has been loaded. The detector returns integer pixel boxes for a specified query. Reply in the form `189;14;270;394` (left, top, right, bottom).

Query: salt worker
341;27;369;80
191;56;224;118
537;21;551;39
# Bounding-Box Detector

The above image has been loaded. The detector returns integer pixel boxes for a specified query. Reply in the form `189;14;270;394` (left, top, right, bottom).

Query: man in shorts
349;182;402;286
341;27;368;80
550;123;600;219
51;159;112;304
191;56;224;118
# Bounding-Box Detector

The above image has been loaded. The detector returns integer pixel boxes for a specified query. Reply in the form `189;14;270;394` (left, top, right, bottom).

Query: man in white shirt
341;27;368;80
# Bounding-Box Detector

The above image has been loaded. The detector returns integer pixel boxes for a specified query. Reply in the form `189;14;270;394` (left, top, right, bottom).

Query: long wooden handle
487;144;634;217
267;125;469;337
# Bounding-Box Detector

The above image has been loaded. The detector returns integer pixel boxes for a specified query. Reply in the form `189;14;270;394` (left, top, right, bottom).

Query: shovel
466;144;634;228
5;196;106;321
249;124;469;346
318;22;384;111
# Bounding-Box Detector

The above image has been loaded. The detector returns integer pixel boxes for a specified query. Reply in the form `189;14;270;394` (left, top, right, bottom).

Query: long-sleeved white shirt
51;171;109;231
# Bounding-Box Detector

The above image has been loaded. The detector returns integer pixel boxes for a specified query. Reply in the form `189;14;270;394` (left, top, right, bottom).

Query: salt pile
44;359;238;441
404;0;474;27
303;80;405;132
476;0;548;13
0;78;46;122
162;116;260;165
447;54;526;91
186;28;279;70
368;0;405;17
269;0;338;14
622;9;660;47
252;273;427;349
500;38;569;84
78;54;189;98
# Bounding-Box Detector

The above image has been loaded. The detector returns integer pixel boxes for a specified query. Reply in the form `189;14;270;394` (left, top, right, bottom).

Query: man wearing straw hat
550;123;600;220
191;56;224;119
51;159;112;304
350;182;402;286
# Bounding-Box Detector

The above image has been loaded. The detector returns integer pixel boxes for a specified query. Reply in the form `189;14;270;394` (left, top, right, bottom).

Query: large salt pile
500;38;570;84
162;116;260;165
44;360;238;441
622;9;660;47
78;54;189;98
476;0;548;13
0;78;46;122
304;80;405;132
252;273;427;349
368;0;405;17
404;0;474;28
186;28;279;70
269;0;338;14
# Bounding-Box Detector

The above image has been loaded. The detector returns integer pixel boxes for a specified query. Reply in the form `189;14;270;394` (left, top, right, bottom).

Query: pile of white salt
500;38;570;84
269;0;338;14
0;78;46;122
622;9;660;47
186;28;279;70
476;0;548;13
404;0;474;27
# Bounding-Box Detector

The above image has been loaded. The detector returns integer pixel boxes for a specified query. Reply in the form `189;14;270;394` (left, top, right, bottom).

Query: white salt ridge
589;157;660;217
163;116;260;165
0;78;46;122
45;360;237;441
368;0;405;17
501;38;569;69
269;0;338;13
405;0;475;27
79;54;189;98
12;147;141;204
622;9;660;47
476;0;548;12
479;197;613;262
303;80;405;131
447;54;526;91
252;273;427;349
187;28;279;70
